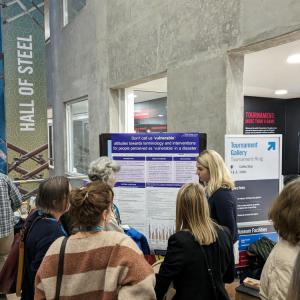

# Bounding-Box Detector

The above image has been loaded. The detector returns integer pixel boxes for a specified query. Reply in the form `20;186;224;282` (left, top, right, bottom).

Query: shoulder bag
55;237;69;300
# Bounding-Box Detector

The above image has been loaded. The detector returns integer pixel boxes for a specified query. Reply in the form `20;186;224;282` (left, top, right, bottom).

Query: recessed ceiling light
287;54;300;64
158;114;164;117
274;89;288;95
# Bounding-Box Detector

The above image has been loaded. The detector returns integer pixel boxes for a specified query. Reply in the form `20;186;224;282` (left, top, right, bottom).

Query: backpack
0;212;42;295
246;236;276;279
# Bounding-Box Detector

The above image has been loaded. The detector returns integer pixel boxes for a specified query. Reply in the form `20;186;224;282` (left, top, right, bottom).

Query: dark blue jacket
208;187;238;242
124;227;150;255
21;210;66;300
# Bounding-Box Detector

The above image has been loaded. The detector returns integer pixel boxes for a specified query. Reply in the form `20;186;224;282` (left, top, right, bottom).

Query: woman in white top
260;179;300;300
287;251;300;300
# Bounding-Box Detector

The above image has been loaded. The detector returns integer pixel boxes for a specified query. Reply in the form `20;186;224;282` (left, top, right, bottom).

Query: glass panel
64;0;86;26
67;100;89;174
134;91;167;133
48;124;53;166
44;0;50;40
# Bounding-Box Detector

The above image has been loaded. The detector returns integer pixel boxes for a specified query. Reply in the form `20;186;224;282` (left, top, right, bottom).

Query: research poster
109;133;205;249
225;134;282;266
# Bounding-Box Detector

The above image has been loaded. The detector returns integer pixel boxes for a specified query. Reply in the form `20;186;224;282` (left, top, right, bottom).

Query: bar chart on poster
100;133;206;249
149;218;176;249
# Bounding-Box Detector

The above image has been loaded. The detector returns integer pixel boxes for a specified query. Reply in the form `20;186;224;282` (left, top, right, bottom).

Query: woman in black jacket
155;183;234;300
21;176;70;300
197;150;239;263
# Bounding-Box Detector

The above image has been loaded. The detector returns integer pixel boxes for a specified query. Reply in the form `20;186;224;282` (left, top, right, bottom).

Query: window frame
48;119;54;168
62;0;86;27
65;98;89;175
62;0;69;27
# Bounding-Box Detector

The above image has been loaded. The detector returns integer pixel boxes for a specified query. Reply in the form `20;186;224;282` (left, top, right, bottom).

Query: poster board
225;134;282;266
100;133;207;249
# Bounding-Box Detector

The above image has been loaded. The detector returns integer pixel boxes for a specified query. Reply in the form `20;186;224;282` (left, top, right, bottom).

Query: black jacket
208;188;238;242
155;227;234;300
21;211;66;300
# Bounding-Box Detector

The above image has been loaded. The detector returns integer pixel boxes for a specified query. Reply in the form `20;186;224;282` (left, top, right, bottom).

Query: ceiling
131;78;167;93
244;39;300;99
131;78;167;103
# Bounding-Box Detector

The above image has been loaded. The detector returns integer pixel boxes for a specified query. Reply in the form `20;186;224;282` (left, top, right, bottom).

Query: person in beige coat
260;179;300;300
287;251;300;300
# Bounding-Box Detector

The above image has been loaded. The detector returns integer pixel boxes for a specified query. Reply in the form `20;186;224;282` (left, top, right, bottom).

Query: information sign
225;135;282;266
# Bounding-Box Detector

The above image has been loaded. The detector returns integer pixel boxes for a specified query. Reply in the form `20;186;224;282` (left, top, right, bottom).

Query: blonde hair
176;183;217;245
197;150;234;197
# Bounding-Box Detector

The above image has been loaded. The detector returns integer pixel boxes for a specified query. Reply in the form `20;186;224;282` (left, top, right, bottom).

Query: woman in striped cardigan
35;182;155;300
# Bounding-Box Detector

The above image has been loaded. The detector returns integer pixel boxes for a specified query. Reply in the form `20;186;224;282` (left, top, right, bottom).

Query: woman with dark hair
21;176;70;300
260;179;300;300
35;182;155;300
155;183;234;300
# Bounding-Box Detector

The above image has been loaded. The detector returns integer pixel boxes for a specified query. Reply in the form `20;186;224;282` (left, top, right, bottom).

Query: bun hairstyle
69;182;114;227
88;156;120;185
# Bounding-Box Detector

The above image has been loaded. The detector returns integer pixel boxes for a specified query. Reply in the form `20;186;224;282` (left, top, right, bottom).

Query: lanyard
37;210;68;236
72;225;104;233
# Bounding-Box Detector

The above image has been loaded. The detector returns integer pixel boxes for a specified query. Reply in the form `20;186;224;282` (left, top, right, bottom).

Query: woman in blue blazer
197;150;239;263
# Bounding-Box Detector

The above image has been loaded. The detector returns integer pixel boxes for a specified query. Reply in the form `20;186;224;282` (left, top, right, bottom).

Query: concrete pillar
48;0;65;175
226;53;244;135
168;53;244;155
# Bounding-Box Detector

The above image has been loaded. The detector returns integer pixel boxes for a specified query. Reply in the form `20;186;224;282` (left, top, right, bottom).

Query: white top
260;238;300;300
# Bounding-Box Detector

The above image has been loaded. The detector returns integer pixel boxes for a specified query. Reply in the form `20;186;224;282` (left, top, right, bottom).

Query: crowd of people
0;150;299;300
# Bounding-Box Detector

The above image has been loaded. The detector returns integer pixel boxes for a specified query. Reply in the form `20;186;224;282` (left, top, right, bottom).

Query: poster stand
100;132;206;250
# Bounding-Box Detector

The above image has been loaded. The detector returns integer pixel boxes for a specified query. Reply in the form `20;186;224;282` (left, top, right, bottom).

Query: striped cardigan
35;231;156;300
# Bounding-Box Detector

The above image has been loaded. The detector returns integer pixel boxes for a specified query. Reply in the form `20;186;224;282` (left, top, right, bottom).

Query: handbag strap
55;237;69;300
200;245;218;300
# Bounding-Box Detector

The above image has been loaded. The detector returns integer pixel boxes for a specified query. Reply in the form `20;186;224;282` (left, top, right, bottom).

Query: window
124;77;167;133
48;121;54;168
66;99;89;174
44;0;50;41
134;92;167;133
47;107;54;168
63;0;86;26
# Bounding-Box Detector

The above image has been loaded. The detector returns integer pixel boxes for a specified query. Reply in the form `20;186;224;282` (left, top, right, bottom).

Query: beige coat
260;238;300;300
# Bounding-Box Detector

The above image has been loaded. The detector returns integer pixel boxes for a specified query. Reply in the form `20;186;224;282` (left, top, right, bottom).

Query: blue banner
238;224;278;251
111;133;200;154
0;12;7;174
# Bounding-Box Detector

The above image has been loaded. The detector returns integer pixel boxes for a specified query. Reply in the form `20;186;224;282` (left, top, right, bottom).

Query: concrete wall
48;0;108;174
47;0;300;174
240;0;300;46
